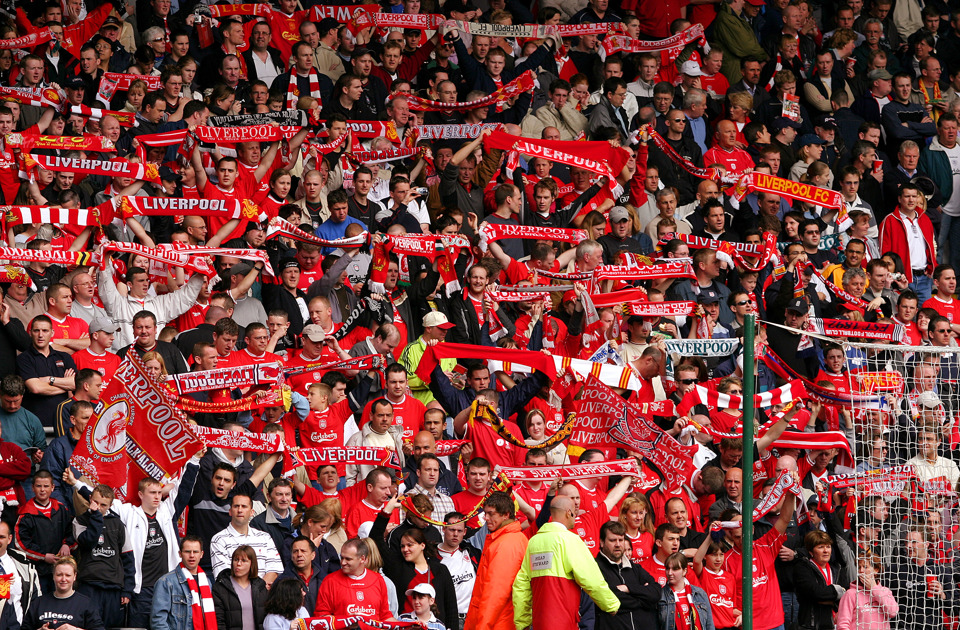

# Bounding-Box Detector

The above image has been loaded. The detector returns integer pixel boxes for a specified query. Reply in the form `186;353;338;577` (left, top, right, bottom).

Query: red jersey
285;350;327;394
815;369;853;395
625;531;655;563
47;314;88;342
227;348;284;367
924;295;960;323
315;569;391;621
301;400;353;476
723;529;786;630
451;490;486;529
172;302;209;332
360;394;425;442
703;146;754;173
298;266;325;291
573;480;605;514
343;499;399;539
573;505;611;556
72;348;122;379
699;568;738;628
524;397;565;434
514;483;548;525
248;413;300;450
202;184;247;242
641;555;700;587
700;73;730;96
463;417;524;469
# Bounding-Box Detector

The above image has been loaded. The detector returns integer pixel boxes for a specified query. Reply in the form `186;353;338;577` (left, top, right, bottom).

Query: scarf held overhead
400;71;536;112
495;459;640;482
164;362;284;395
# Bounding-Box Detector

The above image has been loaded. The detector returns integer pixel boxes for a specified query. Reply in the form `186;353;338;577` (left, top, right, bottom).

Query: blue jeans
910;273;933;305
781;591;799;627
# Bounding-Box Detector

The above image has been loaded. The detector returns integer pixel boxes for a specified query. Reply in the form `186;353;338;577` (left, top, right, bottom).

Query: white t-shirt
941;143;960;217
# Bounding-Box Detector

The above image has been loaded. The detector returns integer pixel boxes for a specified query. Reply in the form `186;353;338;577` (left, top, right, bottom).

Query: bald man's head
551;495;577;529
412;431;436;458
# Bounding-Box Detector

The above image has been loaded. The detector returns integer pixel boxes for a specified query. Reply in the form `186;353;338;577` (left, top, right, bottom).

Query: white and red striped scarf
435;440;470;456
412;123;503;140
621;300;697;317
0;247;95;267
6;132;115;153
807;317;904;342
181;565;216;630
677;380;808;415
497;459;641;483
119;196;263;222
207;3;272;17
351;146;420;165
286;68;321;110
592;261;697;283
732;171;844;211
101;241;216;278
0;30;54;49
2;204;112;228
753;471;802;520
315;120;400;142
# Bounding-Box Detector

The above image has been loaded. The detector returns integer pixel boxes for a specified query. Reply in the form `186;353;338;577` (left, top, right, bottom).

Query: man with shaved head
556;475;635;555
514;494;621;628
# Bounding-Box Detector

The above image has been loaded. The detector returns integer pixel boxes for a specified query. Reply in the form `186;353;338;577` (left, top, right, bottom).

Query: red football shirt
301;399;353;477
72;348;122;380
47;314;88;342
359;394;425;442
723;529;786;630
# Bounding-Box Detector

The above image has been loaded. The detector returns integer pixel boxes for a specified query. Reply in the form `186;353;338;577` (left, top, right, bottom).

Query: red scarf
287;67;321;110
181;565;216;630
401;71;537;112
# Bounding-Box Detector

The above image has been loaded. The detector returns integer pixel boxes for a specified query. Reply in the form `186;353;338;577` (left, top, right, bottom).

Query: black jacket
212;570;267;630
370;512;459;630
595;552;662;630
261;284;307;336
442;289;517;347
74;508;135;595
241;48;285;84
794;556;847;630
646;134;703;205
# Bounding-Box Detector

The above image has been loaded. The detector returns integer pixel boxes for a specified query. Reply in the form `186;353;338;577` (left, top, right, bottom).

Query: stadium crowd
0;0;957;630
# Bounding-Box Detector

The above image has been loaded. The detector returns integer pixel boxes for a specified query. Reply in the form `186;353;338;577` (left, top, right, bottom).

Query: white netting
834;340;959;630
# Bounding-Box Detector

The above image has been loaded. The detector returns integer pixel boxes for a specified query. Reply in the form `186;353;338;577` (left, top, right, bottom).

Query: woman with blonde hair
141;351;168;380
619;494;656;562
317;498;346;553
524;409;569;465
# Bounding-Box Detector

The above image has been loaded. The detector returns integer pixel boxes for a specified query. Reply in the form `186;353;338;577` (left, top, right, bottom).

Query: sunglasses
735;300;750;306
679;378;698;385
727;389;743;395
669;118;687;124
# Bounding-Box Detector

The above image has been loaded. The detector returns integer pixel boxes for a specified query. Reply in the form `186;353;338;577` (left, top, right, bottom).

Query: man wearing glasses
647;108;704;211
799;219;838;268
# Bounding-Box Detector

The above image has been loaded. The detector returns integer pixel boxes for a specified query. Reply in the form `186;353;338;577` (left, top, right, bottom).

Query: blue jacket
452;36;555;94
38;434;80;510
657;584;716;630
919;137;955;203
151;568;199;630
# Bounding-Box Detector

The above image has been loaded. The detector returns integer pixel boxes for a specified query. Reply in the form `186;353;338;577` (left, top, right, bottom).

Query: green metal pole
741;313;756;630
